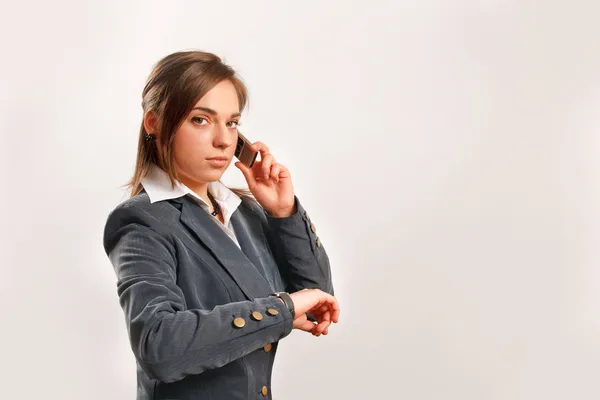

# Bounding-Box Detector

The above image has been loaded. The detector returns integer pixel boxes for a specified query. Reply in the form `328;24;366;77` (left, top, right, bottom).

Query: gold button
266;308;279;316
261;386;268;396
251;311;264;321
232;317;246;328
310;223;316;232
316;238;321;248
264;343;272;352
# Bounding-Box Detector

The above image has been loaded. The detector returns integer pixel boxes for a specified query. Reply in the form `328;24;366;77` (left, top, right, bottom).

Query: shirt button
310;223;316;233
266;308;279;316
261;386;268;396
316;237;321;248
264;343;272;352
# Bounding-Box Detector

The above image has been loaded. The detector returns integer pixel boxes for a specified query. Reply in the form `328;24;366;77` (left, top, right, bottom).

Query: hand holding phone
234;137;296;217
234;131;258;168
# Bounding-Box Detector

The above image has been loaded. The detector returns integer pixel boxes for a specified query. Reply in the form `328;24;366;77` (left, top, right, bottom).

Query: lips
206;157;229;168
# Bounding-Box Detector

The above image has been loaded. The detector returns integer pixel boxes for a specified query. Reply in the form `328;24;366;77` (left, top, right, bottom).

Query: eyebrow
192;107;241;118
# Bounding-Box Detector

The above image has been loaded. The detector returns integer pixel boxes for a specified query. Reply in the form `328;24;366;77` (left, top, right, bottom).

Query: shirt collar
141;165;242;225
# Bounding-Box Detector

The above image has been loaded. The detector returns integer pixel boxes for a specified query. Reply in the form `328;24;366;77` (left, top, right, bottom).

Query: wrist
269;292;295;319
267;205;296;218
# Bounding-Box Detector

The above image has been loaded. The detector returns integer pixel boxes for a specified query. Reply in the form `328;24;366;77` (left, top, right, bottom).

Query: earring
145;133;156;142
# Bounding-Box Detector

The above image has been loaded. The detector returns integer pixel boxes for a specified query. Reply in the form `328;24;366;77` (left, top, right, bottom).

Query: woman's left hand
235;142;296;217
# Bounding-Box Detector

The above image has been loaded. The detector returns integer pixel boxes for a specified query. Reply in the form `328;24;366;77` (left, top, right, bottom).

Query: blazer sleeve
262;196;334;296
103;205;293;384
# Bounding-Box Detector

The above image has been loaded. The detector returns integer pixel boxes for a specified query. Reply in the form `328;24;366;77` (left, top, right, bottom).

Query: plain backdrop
1;1;599;399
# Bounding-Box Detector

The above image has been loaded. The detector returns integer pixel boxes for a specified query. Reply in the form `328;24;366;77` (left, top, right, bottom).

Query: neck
180;177;211;205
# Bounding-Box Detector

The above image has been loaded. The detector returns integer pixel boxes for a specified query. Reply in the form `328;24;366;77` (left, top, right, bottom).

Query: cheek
225;140;237;156
173;127;209;165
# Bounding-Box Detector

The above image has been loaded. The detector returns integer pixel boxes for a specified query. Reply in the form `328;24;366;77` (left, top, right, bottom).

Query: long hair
127;50;252;199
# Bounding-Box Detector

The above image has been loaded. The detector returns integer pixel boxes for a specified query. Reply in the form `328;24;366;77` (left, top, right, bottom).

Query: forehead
194;80;240;114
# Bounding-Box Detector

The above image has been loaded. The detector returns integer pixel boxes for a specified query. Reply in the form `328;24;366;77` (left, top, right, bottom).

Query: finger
331;300;340;324
319;310;331;332
234;162;256;188
325;295;340;323
323;327;329;335
331;305;340;323
317;320;331;335
260;154;274;180
270;163;281;183
316;310;331;333
250;141;271;157
319;294;340;323
277;163;291;181
318;304;330;315
305;307;331;336
308;305;330;324
312;320;329;336
271;163;291;183
295;320;316;333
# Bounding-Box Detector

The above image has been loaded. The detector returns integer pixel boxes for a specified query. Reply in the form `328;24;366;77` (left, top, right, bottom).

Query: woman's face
172;80;241;187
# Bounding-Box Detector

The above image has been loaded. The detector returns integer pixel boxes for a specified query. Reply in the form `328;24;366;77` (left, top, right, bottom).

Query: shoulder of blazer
103;192;180;248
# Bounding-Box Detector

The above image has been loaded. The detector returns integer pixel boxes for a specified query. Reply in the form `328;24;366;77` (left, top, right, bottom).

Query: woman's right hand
288;289;340;336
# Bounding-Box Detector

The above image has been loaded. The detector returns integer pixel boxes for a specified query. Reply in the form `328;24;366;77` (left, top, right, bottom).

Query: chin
202;170;226;182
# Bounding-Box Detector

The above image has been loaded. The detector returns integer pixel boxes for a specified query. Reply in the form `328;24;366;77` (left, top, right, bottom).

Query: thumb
235;162;255;185
294;319;316;333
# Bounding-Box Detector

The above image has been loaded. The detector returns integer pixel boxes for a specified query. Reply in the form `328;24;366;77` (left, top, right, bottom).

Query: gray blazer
103;192;333;399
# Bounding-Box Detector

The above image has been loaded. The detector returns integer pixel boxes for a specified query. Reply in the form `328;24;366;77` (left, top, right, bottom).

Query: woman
103;50;339;400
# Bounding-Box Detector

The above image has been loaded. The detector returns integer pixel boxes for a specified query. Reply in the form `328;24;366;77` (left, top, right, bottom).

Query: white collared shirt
141;165;242;248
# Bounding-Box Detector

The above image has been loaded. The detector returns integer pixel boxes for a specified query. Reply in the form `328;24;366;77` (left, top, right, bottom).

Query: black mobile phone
235;132;258;168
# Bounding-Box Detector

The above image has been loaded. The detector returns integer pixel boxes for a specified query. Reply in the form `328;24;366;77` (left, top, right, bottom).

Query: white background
1;1;600;399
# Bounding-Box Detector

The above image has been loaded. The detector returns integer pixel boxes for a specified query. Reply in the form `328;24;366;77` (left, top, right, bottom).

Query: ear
143;111;159;135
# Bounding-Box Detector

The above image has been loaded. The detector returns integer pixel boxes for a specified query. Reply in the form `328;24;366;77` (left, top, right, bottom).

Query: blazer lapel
230;210;278;291
178;196;273;300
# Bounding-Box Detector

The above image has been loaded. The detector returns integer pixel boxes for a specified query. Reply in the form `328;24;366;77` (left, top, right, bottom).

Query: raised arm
264;197;334;295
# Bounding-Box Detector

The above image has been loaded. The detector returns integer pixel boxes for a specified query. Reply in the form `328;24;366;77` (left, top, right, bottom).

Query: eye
192;116;208;125
227;120;241;129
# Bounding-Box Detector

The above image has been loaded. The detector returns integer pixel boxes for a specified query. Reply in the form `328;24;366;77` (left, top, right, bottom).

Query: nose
213;123;234;149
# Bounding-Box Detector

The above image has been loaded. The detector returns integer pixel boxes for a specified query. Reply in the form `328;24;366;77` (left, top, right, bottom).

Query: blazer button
310;223;316;233
261;386;269;397
316;237;321;248
251;311;264;321
232;317;246;328
266;308;279;316
264;343;273;352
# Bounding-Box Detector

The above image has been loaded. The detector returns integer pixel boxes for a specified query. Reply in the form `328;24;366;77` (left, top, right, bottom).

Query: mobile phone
235;132;258;168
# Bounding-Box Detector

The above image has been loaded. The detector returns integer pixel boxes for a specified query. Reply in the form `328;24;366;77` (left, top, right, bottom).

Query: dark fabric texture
103;192;333;399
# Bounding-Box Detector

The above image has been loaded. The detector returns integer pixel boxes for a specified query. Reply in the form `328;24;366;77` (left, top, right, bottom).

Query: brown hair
127;50;252;199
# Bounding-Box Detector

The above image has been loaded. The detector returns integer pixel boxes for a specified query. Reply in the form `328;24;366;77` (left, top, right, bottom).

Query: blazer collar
177;196;272;300
142;165;242;228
